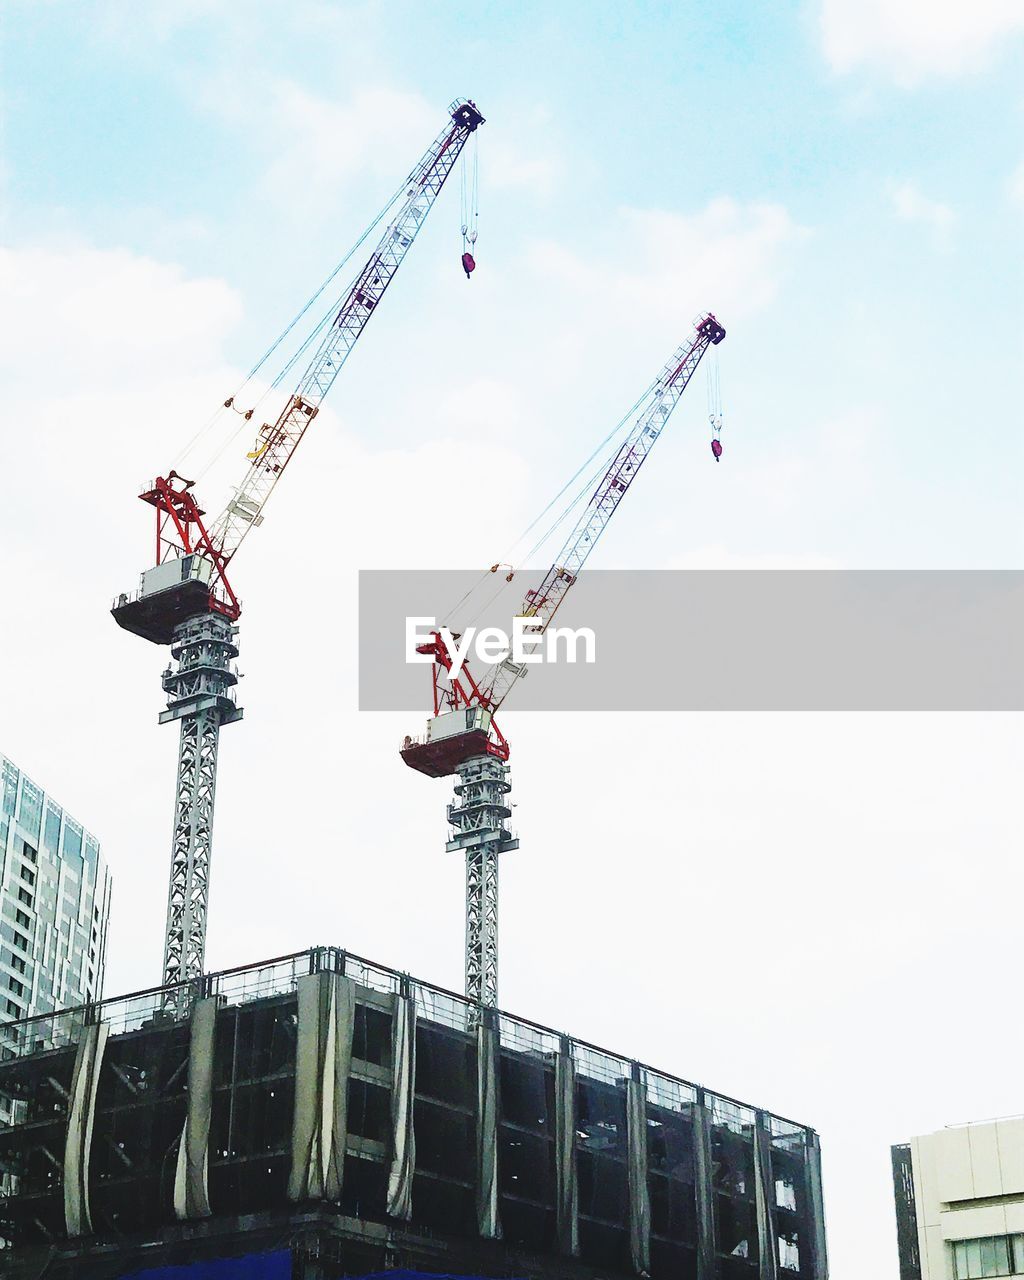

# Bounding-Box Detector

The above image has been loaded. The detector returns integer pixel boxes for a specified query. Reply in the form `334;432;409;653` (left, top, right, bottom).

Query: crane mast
113;99;484;1002
401;313;726;1007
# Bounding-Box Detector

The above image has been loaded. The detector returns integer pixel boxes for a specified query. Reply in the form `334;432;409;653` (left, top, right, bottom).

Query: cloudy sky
1;2;1023;1275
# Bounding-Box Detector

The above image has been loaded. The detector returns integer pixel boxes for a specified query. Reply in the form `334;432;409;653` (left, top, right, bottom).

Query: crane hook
461;251;476;280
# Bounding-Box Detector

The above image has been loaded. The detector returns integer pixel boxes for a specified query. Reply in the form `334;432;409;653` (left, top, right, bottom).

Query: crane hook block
462;251;476;279
711;438;723;461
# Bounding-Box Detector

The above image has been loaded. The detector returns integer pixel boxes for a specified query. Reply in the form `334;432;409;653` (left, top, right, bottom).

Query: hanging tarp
387;990;417;1220
693;1093;716;1280
555;1038;579;1257
805;1130;830;1279
64;1019;109;1237
754;1115;780;1280
174;996;217;1220
627;1073;651;1275
475;1015;501;1240
288;971;356;1202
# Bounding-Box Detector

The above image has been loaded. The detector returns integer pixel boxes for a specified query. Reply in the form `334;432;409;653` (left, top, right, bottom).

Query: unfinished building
0;948;827;1278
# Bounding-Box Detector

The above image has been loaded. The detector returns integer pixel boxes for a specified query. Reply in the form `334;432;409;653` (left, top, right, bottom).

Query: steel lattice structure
114;100;484;997
446;754;517;1006
402;314;726;1007
159;612;241;992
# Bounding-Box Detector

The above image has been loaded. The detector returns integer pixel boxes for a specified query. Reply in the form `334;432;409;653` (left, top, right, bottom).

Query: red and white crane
113;99;485;1000
401;313;726;1007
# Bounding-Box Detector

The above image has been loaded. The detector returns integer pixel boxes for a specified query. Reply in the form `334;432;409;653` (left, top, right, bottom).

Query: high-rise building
0;945;827;1279
0;754;112;1028
893;1118;1024;1279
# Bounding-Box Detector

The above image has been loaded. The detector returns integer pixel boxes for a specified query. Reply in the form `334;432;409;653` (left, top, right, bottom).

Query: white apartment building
893;1118;1024;1279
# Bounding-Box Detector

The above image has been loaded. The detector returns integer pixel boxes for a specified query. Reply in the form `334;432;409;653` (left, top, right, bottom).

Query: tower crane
113;98;485;1000
401;313;726;1007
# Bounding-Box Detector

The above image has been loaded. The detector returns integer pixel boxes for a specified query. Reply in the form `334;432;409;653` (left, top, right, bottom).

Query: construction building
893;1118;1024;1279
0;946;827;1278
0;754;111;1126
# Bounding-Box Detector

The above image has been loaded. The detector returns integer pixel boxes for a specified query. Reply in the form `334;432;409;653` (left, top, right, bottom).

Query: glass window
44;805;61;852
984;1238;1010;1275
2;763;18;817
953;1236;1017;1279
17;780;42;840
63;821;83;859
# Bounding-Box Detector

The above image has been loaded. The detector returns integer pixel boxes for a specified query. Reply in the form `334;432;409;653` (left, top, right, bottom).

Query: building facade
0;754;112;1029
0;946;827;1279
893;1119;1024;1279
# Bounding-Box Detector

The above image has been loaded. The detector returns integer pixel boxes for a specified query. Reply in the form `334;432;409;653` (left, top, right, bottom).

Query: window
779;1235;800;1271
15;909;30;928
952;1234;1024;1279
5;999;21;1018
19;865;35;886
17;781;42;840
10;955;25;975
44;805;61;852
17;887;33;908
20;840;37;864
7;978;24;998
12;932;28;952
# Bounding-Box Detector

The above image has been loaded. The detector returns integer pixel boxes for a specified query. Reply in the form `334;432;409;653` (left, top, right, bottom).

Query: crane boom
211;100;485;565
479;312;725;714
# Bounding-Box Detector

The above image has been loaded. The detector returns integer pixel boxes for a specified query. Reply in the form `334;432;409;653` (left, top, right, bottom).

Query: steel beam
446;755;517;1006
159;612;242;1001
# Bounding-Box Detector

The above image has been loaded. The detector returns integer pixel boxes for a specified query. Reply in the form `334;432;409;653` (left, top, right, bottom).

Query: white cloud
668;546;840;569
890;180;957;248
530;197;806;331
820;0;1024;83
1009;162;1024;210
0;244;240;391
198;79;438;216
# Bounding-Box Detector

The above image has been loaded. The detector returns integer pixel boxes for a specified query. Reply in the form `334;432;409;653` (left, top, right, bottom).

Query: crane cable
174;166;417;476
441;379;659;632
706;351;722;431
459;132;479;278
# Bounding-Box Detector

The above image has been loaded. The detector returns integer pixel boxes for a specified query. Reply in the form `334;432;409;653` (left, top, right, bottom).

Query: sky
1;1;1023;1275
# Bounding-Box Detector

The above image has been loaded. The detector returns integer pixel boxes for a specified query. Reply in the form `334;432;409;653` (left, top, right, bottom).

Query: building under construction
0;92;829;1280
0;947;826;1279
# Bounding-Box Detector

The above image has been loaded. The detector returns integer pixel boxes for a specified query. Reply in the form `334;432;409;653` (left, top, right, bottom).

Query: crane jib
202;99;484;579
475;313;726;719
